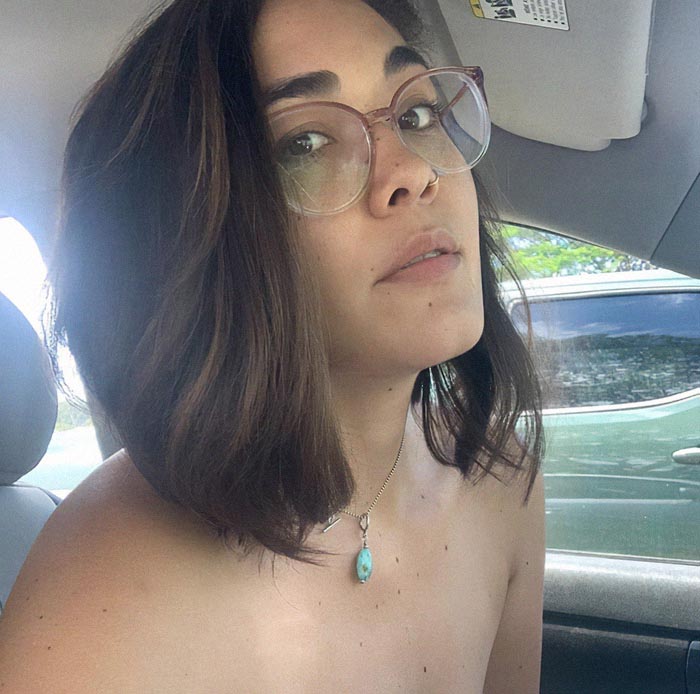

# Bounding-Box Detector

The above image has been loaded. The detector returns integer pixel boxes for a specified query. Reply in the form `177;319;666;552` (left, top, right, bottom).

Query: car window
511;291;700;408
1;217;102;500
503;226;700;564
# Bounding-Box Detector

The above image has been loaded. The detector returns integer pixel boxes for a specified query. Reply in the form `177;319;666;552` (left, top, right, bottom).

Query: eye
397;101;441;131
277;131;332;160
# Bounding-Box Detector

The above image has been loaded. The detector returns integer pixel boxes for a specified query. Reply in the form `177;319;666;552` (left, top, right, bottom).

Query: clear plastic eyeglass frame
267;66;491;216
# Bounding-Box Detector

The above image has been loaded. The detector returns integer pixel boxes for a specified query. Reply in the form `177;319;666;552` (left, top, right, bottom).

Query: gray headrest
0;292;58;484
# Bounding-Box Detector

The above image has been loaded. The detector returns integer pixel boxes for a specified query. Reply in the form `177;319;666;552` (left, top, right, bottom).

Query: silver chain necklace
321;430;406;584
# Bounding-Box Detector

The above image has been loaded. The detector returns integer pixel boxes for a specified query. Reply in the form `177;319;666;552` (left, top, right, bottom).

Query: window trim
541;386;700;416
544;550;700;632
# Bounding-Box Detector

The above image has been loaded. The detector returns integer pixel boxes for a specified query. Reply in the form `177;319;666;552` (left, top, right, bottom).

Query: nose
365;120;438;218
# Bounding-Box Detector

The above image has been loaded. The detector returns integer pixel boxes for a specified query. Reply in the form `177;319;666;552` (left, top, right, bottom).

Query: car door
509;272;700;561
501;233;700;693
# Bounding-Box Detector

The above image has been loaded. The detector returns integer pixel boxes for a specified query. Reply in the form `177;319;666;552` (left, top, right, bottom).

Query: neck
329;369;423;521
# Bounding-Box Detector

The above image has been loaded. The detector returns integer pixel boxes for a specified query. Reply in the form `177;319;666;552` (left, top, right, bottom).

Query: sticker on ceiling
468;0;570;30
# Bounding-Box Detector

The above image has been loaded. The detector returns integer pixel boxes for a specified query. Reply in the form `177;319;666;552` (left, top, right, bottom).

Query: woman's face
253;0;483;379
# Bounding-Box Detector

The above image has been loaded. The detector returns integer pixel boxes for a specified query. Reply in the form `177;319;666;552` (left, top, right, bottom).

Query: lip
377;228;460;282
380;251;461;284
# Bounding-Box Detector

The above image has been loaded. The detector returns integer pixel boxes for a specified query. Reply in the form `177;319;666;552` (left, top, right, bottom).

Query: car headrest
0;292;57;484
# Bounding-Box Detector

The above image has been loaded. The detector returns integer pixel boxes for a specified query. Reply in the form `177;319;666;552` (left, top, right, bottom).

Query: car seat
0;291;62;615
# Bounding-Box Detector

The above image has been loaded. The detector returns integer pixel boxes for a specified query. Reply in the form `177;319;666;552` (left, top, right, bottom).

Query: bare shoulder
0;450;249;693
471;434;544;583
496;433;545;531
482;441;546;694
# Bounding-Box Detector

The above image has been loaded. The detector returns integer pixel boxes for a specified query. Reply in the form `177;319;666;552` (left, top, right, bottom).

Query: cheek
298;220;360;309
450;170;479;225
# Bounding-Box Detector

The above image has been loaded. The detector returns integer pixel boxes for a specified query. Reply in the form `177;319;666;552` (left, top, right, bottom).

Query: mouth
378;228;461;282
381;251;461;284
399;248;452;270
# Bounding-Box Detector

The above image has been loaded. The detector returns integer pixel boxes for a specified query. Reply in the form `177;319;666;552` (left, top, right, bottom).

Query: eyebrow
260;45;430;108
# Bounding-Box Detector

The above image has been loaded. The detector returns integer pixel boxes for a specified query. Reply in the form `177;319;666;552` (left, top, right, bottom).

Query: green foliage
499;225;654;280
54;399;92;432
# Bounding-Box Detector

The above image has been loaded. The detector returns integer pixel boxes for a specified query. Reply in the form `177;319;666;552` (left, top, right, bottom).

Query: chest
125;454;515;693
238;474;514;694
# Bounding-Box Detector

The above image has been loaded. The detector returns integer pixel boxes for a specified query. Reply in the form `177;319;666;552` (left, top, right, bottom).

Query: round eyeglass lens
268;103;371;215
394;71;490;173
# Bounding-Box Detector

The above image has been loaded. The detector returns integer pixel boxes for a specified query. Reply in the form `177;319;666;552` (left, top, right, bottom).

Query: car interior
1;0;699;692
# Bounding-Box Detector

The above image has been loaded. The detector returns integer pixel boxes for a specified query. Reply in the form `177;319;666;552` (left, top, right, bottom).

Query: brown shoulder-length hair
44;0;544;566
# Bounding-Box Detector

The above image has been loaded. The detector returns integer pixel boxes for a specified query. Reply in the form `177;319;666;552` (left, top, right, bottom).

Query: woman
0;0;545;691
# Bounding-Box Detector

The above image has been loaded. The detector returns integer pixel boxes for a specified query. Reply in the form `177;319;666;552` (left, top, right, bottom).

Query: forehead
253;0;408;96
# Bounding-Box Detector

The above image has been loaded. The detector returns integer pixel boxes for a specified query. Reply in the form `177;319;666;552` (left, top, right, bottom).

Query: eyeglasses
267;66;491;216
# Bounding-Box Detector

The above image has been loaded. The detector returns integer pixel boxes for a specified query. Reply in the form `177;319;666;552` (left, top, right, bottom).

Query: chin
414;315;485;368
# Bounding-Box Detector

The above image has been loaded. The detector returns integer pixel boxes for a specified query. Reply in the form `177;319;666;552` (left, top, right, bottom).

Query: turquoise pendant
356;513;372;583
323;513;375;583
356;547;373;583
